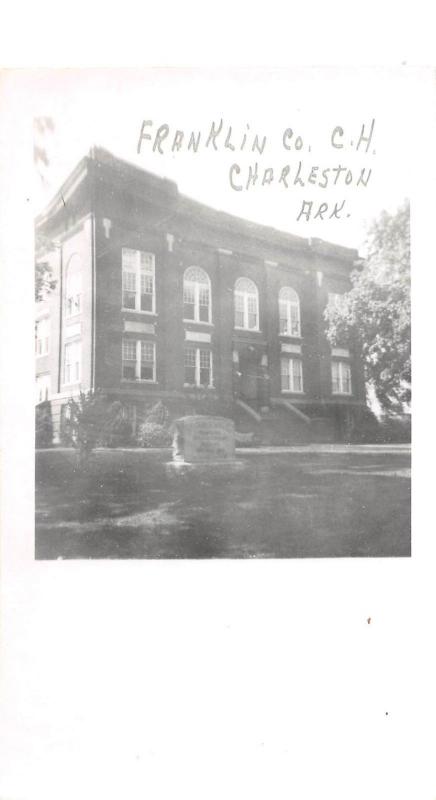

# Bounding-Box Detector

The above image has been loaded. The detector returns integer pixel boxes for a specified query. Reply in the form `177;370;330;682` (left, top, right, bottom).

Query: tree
324;200;410;414
34;117;57;302
64;391;109;468
35;255;57;302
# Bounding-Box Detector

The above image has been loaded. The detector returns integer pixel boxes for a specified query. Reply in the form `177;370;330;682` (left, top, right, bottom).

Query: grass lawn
35;446;411;559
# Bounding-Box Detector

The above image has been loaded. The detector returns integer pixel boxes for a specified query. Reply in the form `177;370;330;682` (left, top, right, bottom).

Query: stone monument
168;415;244;473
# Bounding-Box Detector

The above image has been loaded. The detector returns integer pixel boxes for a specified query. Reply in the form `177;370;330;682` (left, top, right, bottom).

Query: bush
65;391;108;466
144;400;169;426
378;414;411;443
137;421;172;448
348;408;381;443
35;402;53;448
102;401;134;447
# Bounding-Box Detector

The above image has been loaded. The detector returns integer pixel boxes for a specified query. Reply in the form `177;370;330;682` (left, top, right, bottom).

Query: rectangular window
184;346;196;385
281;357;303;393
184;347;212;387
122;339;137;380
35;317;50;356
140;341;155;380
331;360;352;395
122;248;155;313
122;338;156;382
64;341;81;385
35;373;51;404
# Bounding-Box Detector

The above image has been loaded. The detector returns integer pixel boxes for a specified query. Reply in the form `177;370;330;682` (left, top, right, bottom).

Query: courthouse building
35;147;367;444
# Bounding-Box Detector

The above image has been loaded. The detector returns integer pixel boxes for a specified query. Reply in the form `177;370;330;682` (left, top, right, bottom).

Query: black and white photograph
1;32;435;800
32;68;412;560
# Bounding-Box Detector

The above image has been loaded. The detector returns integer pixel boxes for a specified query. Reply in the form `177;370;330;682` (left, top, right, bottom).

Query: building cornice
35;146;360;266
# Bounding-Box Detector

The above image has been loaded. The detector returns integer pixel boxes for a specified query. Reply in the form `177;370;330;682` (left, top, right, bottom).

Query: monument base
165;460;246;477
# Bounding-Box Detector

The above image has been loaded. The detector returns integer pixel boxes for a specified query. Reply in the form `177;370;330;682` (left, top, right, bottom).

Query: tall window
122;339;156;381
35;317;50;356
234;278;259;330
279;287;301;337
64;341;81;385
183;267;211;323
331;361;352;395
36;374;51;404
281;357;303;393
184;346;212;387
122;248;155;313
65;255;82;318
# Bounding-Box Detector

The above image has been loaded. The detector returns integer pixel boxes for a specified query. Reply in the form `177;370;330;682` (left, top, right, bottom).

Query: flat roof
36;145;359;262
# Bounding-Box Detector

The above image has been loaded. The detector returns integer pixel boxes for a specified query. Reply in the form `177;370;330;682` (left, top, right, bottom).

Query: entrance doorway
237;346;269;408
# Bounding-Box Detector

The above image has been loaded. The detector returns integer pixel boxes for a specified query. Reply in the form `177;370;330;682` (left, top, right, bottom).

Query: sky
31;67;421;254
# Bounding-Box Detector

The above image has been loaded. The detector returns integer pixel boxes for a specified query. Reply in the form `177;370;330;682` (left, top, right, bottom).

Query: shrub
378;414;411;443
102;401;133;447
35;402;53;448
137;421;172;448
348;408;381;443
65;391;108;466
144;400;169;426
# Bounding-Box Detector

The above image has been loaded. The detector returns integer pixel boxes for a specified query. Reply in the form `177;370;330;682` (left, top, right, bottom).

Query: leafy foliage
103;401;134;447
35;233;57;302
137;401;172;447
35;260;57;302
64;391;109;466
35;402;53;447
325;200;410;413
137;422;172;448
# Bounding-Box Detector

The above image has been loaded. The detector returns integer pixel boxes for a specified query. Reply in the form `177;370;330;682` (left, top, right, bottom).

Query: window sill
183;320;214;327
121;379;158;384
332;392;353;397
234;326;261;333
121;309;158;317
279;333;302;339
281;390;305;395
183;383;215;390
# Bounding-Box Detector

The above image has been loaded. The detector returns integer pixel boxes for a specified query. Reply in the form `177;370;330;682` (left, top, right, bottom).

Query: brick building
35;146;368;444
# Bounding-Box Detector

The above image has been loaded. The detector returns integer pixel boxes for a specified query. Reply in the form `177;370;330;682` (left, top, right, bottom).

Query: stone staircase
233;398;335;446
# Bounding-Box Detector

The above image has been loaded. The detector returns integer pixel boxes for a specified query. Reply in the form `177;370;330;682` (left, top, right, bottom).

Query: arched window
65;254;82;318
279;286;301;337
234;277;259;330
183;267;211;323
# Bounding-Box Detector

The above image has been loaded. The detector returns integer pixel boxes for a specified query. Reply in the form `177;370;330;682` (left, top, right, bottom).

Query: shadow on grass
35;448;411;559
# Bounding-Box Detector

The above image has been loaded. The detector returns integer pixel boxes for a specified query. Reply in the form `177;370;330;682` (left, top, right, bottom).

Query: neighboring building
35;146;367;444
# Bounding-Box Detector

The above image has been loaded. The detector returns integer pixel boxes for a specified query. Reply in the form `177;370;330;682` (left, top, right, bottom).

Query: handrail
235;398;262;423
270;397;311;425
